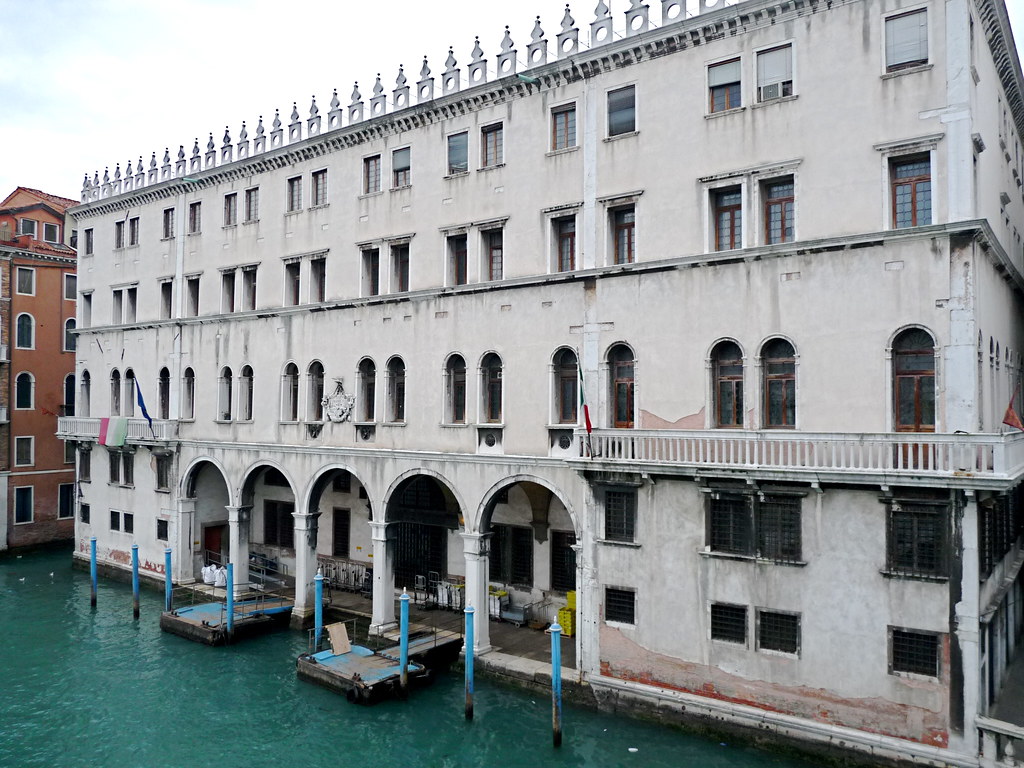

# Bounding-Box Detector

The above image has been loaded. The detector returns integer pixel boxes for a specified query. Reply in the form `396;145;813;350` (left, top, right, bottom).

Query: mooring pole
314;569;324;651
465;605;475;721
226;563;235;636
551;620;563;748
400;591;410;690
131;544;140;619
89;537;97;609
164;548;172;612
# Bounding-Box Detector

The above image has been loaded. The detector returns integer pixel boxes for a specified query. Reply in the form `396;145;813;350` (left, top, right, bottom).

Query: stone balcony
572;429;1024;488
57;416;178;442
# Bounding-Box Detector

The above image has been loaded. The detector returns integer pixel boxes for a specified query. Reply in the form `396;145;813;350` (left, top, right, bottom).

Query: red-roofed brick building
0;187;78;550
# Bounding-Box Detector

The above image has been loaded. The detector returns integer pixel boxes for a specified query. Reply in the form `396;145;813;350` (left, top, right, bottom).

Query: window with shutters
756;45;793;102
885;9;928;72
709;58;741;113
607;86;636;136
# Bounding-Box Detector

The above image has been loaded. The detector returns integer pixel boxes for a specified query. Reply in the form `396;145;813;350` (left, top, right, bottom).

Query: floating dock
297;626;463;703
160;596;294;646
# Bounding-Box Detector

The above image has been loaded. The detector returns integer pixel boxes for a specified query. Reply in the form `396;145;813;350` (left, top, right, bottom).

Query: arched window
218;367;233;421
608;344;635;429
387;357;406;422
123;369;136;417
80;370;91;418
183;368;195;420
63;374;76;417
158;367;170;420
64;318;77;352
307;361;325;421
554;348;578;425
893;328;935;432
282;363;299;421
712;341;744;428
16;313;34;349
359;358;376;422
239;365;253;421
481;353;503;423
446;354;466;424
762;338;795;428
110;369;121;415
15;372;33;410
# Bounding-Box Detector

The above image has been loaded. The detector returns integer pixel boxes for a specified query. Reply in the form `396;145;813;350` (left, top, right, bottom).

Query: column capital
461;530;487;556
226;505;252;523
369;520;389;540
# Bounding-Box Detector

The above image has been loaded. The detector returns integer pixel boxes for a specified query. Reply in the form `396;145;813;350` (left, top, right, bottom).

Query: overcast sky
1;0;1022;202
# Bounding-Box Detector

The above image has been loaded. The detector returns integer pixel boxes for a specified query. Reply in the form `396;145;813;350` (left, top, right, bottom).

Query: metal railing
57;416;178;441
317;555;371;596
578;428;1024;480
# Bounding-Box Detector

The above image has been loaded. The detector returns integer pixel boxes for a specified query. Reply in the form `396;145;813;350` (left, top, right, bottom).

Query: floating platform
160;597;294;646
297;627;463;704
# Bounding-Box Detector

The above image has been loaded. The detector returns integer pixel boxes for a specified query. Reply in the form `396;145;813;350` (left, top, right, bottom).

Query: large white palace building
63;0;1024;763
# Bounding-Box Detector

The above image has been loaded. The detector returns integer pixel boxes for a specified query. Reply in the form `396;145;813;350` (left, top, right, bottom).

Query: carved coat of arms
322;378;356;423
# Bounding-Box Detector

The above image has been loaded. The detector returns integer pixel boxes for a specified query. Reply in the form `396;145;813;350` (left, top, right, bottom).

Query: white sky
0;0;1022;201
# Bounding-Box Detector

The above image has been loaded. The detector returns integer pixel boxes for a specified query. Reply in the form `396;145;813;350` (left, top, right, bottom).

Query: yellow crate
557;607;576;636
566;591;576;610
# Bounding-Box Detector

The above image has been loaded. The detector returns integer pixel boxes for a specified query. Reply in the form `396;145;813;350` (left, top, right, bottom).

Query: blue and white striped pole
131;544;140;619
89;537;97;609
399;591;410;690
465;605;475;720
551;620;563;748
164;548;172;612
226;563;235;636
314;570;324;651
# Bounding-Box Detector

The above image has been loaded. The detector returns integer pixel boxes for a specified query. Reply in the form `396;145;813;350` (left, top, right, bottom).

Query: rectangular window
555;217;576;272
125;286;137;323
241;266;257;311
221;271;236;313
112;289;123;324
763;178;795;244
604;489;637;542
123;512;134;534
891;628;940;676
156;455;171;491
885;9;928;71
64;441;76;465
392;147;411;188
612;207;635;264
19;219;37;238
310;258;326;303
608;86;636;136
481;123;503;167
552;104;577;150
14;436;33;466
80;502;90;524
108;450;120;485
122;452;134;487
757;496;802;562
82;293;93;327
891;155;931;228
16;267;34;295
43;222;59;243
758;610;800;654
332;508;351;558
109;510;120;531
162;207;175;238
887;501;947;577
392;245;410;292
605;587;636;624
285;261;301;305
84;228;94;255
224;193;237;226
363;155;381;194
157;518;169;541
711;603;748;644
713;186;743;250
363;249;381;296
79;449;91;482
263;500;295;548
485;230;503;281
312;169;328;206
64;274;77;300
756;45;793;102
550;531;577;592
160;280;173;319
709;59;742;112
709;495;753;555
447;132;469;175
14;486;33;524
489;524;534;587
244;187;260;221
57;484;74;519
449;235;468;286
186;276;200;317
128;216;139;246
287;176;302;212
114;220;125;249
188;202;202;234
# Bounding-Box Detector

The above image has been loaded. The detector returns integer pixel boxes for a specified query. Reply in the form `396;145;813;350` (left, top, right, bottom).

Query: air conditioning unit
759;83;780;102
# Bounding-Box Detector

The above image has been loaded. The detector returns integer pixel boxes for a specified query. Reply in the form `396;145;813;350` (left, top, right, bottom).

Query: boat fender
346;687;359;703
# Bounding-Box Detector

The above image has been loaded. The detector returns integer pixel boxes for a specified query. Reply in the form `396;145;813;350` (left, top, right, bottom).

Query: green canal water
1;549;818;768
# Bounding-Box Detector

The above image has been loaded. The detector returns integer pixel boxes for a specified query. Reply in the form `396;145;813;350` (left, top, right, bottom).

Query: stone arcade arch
236;463;298;597
179;459;231;581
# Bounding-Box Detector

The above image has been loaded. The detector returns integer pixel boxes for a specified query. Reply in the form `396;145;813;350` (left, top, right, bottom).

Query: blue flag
136;380;154;436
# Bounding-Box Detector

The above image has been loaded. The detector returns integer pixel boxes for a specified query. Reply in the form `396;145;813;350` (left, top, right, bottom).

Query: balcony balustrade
57;416;177;442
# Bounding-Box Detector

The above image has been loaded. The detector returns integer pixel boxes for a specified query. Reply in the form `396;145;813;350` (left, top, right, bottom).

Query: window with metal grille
333;508;350;558
709;495;752;555
758;610;800;654
710;603;747;644
605;587;635;624
891;628;939;677
332;472;352;493
263;500;295;548
604;489;637;542
551;530;577;592
979;493;1021;579
489;524;533;586
887;502;947;577
757;495;802;562
121;453;134;487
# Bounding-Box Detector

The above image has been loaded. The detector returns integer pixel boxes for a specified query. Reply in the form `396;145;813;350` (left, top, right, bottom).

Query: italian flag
578;365;593;458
